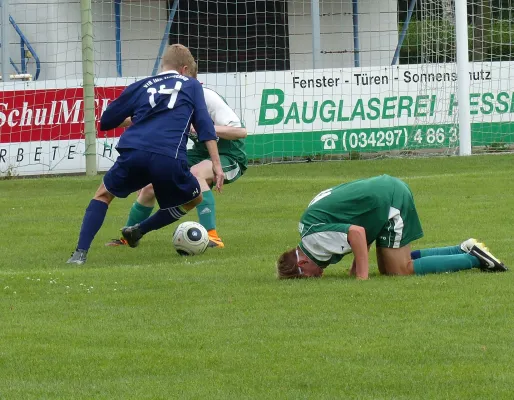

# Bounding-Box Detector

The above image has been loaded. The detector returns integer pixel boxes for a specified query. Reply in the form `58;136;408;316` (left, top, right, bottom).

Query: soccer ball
172;221;209;256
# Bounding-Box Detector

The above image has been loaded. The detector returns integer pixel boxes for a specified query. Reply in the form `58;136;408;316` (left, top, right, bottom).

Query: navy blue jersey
100;70;216;160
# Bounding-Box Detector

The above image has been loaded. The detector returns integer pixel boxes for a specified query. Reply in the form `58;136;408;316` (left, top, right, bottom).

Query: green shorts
376;178;424;248
187;152;243;185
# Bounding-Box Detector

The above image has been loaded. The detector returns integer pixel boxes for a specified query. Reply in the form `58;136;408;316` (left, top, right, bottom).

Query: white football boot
461;238;508;272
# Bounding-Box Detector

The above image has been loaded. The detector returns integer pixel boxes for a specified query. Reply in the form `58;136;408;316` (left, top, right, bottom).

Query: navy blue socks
139;206;187;234
77;199;109;251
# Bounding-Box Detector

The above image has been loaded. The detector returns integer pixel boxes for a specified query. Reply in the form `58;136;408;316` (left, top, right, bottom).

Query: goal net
0;0;513;176
0;0;94;176
91;0;514;163
465;0;514;154
407;0;514;157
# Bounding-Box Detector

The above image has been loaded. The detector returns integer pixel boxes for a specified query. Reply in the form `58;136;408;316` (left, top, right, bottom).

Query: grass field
1;154;513;399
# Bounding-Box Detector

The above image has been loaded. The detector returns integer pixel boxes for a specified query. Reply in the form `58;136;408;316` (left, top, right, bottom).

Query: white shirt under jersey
203;87;242;128
301;231;353;264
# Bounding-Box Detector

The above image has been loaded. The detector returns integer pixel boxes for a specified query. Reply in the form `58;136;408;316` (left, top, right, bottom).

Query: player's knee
93;183;115;204
139;185;155;202
191;169;212;191
192;193;203;206
388;259;414;276
191;162;212;180
184;193;203;211
190;164;200;177
404;259;415;275
377;248;415;276
388;259;414;275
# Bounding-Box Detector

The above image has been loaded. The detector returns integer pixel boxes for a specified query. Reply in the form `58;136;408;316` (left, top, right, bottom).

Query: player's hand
118;117;132;128
349;260;356;276
189;125;198;140
212;163;224;193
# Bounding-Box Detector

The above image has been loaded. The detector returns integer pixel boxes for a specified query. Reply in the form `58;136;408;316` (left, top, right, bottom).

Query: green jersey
189;87;247;171
298;175;423;267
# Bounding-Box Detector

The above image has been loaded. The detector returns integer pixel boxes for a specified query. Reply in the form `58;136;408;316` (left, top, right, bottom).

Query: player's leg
395;175;506;272
105;184;156;246
376;245;483;275
126;184;156;224
411;244;464;258
376;245;415;275
67;150;149;264
410;239;493;261
122;194;202;248
375;178;480;275
121;156;202;247
374;178;423;274
190;159;220;246
376;220;483;276
190;156;242;248
456;238;507;272
378;234;505;275
67;183;115;264
109;151;204;246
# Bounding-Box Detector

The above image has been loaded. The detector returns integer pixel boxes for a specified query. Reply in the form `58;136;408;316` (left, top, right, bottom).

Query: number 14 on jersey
147;81;183;109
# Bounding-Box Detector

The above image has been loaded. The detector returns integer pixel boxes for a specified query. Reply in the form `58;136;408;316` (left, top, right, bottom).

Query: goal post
0;0;10;83
455;0;471;156
81;0;97;176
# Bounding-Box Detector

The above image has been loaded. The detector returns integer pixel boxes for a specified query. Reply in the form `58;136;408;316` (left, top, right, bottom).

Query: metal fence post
81;0;97;175
0;0;10;82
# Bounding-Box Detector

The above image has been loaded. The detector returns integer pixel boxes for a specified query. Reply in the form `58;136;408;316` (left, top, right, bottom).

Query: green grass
1;154;514;400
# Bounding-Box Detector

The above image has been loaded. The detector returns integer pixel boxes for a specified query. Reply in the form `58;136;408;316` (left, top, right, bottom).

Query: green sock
413;254;481;275
125;202;154;227
196;190;216;231
420;245;463;257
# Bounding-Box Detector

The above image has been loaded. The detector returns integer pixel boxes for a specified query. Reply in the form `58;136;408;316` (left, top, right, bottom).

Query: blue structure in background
109;0;415;76
352;0;360;67
114;0;122;77
0;1;417;80
0;14;40;80
152;0;179;76
392;0;417;65
114;0;179;77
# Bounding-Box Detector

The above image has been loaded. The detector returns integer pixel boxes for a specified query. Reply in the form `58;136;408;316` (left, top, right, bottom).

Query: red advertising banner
0;86;126;143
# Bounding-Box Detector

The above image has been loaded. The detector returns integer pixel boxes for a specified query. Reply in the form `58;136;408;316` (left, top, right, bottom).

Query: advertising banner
1;63;512;176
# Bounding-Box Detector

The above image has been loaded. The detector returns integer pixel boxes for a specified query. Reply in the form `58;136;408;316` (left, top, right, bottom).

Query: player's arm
204;140;224;192
100;86;136;131
191;82;225;191
349;244;372;277
191;124;247;140
347;225;369;280
213;125;247;140
202;88;247;140
118;117;132;128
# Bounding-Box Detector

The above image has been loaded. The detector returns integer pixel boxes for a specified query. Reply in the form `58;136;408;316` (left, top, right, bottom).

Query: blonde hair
189;60;198;79
161;44;195;73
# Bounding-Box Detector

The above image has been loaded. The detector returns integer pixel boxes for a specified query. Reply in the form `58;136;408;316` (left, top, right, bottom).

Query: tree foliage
398;18;513;64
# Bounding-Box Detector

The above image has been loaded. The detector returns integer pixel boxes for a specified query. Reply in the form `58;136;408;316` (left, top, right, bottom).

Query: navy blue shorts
103;149;200;209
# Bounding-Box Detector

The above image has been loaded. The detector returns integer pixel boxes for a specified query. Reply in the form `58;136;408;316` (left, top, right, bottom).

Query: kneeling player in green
276;175;508;280
106;64;247;249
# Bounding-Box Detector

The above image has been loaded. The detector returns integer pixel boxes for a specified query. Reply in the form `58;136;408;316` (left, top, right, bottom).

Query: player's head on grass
161;44;195;76
276;247;323;279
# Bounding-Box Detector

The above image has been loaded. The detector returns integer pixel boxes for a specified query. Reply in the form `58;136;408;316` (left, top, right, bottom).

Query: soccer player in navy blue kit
67;44;224;265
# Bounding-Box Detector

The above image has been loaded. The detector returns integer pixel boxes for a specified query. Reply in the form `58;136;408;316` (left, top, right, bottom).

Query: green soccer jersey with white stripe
298;175;417;267
189;87;247;171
